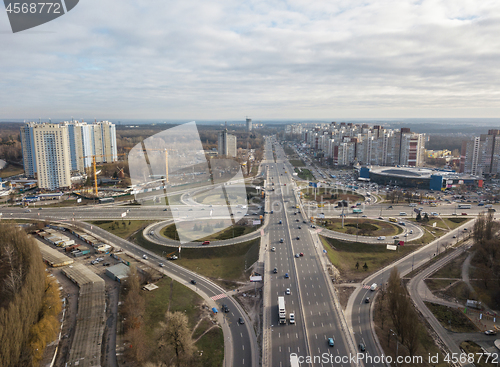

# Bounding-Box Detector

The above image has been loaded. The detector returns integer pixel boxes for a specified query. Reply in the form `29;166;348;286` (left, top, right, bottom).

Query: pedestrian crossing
211;293;227;301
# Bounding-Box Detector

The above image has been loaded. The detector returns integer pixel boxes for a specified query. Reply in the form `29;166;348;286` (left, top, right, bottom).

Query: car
238;317;245;324
202;240;210;245
462;212;468;215
271;247;276;252
143;254;148;259
296;236;300;240
299;252;304;257
286;288;290;295
393;236;399;239
298;226;301;229
409;230;413;234
453;235;457;238
388;206;393;209
190;280;197;285
359;343;366;352
328;338;335;347
273;267;278;273
279;238;284;243
295;219;299;222
285;273;289;278
188;208;193;211
404;234;408;237
362;215;367;218
295;253;300;258
163;208;169;211
365;297;370;303
159;263;164;267
278;220;282;224
464;228;468;231
377;236;386;240
303;220;307;223
103;262;111;266
485;330;497;335
271;210;274;214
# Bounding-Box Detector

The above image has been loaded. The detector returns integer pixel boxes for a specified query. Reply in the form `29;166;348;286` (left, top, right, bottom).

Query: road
266;138;356;367
348;219;476;367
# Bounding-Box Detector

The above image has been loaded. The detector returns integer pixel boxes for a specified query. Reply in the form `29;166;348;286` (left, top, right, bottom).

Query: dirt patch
334;286;356;310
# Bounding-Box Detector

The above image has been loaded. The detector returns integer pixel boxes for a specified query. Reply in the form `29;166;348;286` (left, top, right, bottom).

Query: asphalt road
348;219;479;367
267;138;355;367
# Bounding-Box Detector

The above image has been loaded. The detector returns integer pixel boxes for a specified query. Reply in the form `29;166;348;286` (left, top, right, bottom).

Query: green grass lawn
294;168;315;181
424;302;478;332
322;218;403;237
289;159;305;167
161;223;258;242
440;217;472;230
425;278;458;291
321;236;416;281
141;276;224;366
301;188;363;203
89;220;154;239
133;231;260;289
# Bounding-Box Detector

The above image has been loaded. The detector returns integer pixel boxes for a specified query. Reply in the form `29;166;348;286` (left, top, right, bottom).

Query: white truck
278;296;286;324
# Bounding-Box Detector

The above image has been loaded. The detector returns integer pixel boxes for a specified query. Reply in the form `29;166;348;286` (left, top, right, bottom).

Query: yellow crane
79;153;127;197
137;148;177;184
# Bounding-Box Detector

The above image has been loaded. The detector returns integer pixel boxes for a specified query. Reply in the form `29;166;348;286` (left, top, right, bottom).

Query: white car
377;236;386;240
286;288;290;295
143;254;148;259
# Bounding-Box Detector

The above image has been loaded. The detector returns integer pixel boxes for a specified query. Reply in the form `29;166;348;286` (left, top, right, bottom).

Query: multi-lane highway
265;138;356;367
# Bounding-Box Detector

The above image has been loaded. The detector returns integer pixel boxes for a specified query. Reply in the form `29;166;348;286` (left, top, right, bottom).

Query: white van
377;236;386;240
370;283;377;291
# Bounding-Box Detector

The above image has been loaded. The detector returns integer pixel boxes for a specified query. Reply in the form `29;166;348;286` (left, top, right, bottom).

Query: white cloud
0;0;499;119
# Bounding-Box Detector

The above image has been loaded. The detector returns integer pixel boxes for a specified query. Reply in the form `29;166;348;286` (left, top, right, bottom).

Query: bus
388;217;397;223
278;296;286;324
458;204;471;209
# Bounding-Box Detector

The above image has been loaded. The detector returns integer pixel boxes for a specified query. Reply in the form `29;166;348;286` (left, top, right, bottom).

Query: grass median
320;235;416;281
88;219;154;239
133;230;261;289
321;218;402;237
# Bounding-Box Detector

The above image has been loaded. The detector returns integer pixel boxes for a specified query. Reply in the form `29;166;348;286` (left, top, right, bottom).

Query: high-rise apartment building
93;121;118;164
21;120;118;189
461;130;500;176
246;118;253;132
297;124;425;168
23;123;72;190
218;127;237;157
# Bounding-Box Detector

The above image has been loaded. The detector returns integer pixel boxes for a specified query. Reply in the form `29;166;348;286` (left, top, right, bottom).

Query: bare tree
157;311;195;367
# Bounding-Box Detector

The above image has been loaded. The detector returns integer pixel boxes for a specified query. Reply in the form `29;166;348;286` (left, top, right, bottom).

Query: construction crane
165;249;179;260
79;153;127;197
137;148;177;184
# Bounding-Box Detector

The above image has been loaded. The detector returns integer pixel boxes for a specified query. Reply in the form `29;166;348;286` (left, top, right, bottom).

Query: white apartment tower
31;123;71;190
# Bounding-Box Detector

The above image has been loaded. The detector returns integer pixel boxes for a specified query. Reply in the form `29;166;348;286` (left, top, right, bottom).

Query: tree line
0;224;61;367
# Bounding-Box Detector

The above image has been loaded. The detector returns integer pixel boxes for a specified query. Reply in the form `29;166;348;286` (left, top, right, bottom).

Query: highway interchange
2;136;500;367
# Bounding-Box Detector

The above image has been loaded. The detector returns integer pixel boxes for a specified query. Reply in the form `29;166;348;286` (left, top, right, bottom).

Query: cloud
0;0;499;119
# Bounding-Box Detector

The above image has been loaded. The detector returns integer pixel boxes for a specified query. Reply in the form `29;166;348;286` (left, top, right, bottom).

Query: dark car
303;220;307;223
365;297;370;303
285;273;289;278
239;317;245;324
191;280;197;285
296;236;300;240
298;226;301;229
273;267;278;274
359;343;366;351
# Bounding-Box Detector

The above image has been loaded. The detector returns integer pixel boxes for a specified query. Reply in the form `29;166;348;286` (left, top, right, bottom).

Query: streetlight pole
390;329;399;367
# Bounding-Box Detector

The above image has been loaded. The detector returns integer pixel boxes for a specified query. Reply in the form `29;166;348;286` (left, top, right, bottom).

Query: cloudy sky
1;0;500;120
